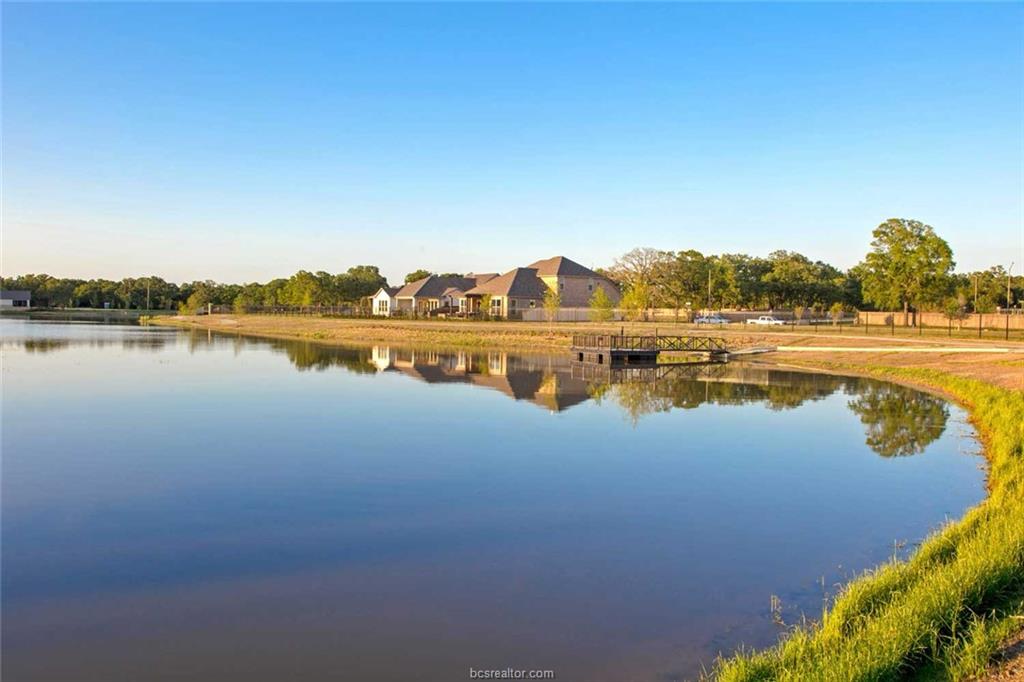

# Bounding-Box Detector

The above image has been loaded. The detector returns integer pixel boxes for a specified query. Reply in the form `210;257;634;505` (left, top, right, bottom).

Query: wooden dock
570;333;729;365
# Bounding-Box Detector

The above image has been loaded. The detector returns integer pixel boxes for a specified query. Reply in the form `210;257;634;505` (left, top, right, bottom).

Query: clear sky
3;2;1021;285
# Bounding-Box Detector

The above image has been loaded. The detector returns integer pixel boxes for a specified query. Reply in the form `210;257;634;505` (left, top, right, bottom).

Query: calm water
1;320;984;681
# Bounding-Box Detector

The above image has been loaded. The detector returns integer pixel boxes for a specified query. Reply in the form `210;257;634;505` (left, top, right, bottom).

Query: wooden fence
856;310;1024;331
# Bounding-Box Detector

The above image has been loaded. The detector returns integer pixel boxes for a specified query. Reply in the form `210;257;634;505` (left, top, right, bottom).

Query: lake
1;319;985;681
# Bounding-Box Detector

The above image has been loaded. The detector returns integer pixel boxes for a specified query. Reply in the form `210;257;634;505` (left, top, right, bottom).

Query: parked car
695;314;730;325
746;315;786;326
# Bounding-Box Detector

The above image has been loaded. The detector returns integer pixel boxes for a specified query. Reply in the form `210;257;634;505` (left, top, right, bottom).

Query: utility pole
1008;262;1015;311
707;268;712;312
974;274;979;311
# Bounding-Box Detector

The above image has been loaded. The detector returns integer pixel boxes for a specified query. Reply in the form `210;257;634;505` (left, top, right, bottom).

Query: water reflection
3;336;173;353
18;339;72;353
2;320;982;682
236;338;950;458
848;384;949;457
1;322;954;460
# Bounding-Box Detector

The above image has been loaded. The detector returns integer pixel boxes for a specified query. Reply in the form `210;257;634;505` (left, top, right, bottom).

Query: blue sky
3;2;1021;284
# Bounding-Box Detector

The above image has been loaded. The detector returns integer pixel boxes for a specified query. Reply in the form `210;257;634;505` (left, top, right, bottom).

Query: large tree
653;249;708;316
859;218;954;325
404;269;432;284
609;247;669;292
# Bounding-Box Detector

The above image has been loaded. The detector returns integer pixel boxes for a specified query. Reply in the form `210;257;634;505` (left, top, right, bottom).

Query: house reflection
371;346;593;412
239;336;950;458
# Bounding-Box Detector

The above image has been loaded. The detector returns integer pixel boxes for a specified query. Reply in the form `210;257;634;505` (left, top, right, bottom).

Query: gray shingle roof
395;275;492;299
464;268;549;298
527;256;601;278
0;290;31;299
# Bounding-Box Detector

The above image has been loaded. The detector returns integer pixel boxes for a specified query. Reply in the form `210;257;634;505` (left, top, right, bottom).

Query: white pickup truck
746;315;786;326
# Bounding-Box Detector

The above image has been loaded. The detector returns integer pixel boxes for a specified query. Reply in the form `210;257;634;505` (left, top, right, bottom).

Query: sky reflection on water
1;320;983;681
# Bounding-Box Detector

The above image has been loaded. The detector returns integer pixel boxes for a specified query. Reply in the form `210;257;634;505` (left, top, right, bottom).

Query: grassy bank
152;314;1023;353
152;314;575;349
712;366;1024;681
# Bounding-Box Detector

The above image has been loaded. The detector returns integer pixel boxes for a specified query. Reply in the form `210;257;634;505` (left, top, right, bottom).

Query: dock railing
571;334;728;354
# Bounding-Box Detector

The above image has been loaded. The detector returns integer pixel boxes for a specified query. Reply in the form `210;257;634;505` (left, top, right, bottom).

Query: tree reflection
589;366;853;425
848;384;949;456
249;335;951;459
19;339;72;353
274;341;377;373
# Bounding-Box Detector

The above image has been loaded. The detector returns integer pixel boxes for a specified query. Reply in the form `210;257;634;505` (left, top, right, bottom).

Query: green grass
711;367;1024;681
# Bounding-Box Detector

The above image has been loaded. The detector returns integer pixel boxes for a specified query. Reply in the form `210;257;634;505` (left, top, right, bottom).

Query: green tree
589;287;614;322
654;249;708;318
942;295;969;329
233;282;265;313
956;266;1013;313
543;287;561;323
720;253;770;309
621;281;653;321
829;301;845;325
859;218;955;325
337;265;387;303
261;279;287;306
180;288;210;315
405;269;432;284
609;248;669;293
282;271;321;306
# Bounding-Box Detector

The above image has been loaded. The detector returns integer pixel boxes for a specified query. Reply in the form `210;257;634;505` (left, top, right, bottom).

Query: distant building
463;267;550;318
374;274;498;317
371;286;400;316
369;256;619;319
527;256;621;308
464;257;620;319
0;290;31;308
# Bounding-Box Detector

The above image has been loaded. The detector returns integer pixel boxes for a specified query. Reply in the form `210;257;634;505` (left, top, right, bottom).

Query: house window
490;298;502;312
588;281;593;292
510;299;517;308
559;282;564;290
529;300;536;308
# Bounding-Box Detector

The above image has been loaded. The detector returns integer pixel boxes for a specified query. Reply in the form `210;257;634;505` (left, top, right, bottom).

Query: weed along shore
156;314;1024;678
712;365;1024;680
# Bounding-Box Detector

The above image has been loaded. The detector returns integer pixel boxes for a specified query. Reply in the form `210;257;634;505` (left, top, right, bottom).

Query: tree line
601;219;1020;321
1;266;388;313
3;219;1020;316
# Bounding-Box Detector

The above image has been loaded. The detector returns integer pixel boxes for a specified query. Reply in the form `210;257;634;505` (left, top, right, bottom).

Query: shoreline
152;314;1023;390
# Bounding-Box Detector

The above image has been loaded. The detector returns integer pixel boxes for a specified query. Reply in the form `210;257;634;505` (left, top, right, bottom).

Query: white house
0;290;31;308
371;286;400;316
374;274;497;317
